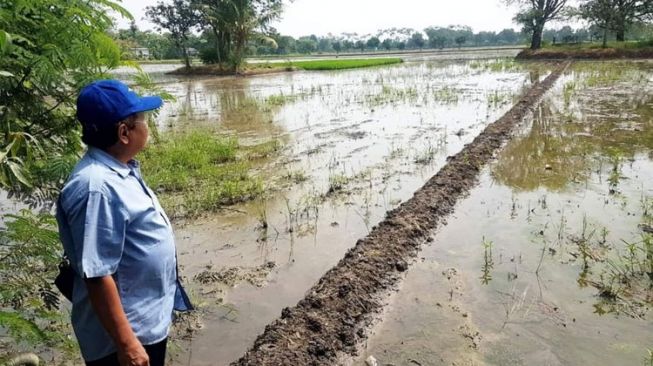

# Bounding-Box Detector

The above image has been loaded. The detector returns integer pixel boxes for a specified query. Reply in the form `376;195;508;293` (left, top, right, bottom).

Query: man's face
129;113;149;152
117;112;149;156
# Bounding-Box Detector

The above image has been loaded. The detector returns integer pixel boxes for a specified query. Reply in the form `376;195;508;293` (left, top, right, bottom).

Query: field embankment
232;61;570;365
168;58;403;76
517;47;653;60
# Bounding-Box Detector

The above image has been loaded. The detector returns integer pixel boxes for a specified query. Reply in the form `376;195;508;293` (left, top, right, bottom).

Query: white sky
116;0;525;36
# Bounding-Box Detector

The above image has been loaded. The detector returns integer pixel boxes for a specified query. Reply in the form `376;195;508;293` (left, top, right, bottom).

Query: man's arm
85;276;149;366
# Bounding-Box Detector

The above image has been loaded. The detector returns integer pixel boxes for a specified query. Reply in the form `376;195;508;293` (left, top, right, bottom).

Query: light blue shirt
56;147;192;362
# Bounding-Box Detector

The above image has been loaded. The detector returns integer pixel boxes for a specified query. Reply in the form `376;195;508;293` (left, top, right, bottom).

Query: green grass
544;39;653;50
140;131;264;218
244;139;283;159
470;58;521;72
265;94;298;106
253;58;403;71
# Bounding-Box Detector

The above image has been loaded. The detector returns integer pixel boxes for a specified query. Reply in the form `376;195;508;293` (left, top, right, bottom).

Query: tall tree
193;0;284;70
612;0;653;41
146;0;200;69
579;0;619;46
508;0;569;49
410;32;426;49
366;36;381;50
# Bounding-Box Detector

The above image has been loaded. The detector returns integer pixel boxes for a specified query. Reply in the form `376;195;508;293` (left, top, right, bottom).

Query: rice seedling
480;237;494;285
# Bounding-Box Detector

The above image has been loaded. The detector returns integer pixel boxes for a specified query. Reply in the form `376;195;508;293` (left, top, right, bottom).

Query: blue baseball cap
76;80;163;129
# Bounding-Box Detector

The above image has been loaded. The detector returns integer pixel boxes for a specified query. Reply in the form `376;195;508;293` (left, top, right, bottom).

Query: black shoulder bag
54;255;75;302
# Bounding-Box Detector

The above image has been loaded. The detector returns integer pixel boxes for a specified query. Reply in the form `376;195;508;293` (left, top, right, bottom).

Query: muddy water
356;62;653;366
154;59;550;364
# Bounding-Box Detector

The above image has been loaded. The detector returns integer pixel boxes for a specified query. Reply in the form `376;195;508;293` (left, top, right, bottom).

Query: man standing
56;80;192;366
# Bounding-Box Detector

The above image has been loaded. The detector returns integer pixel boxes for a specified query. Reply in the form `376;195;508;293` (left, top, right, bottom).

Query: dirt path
232;61;570;366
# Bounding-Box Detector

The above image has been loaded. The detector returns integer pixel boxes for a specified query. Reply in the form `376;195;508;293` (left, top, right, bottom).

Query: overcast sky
115;0;530;36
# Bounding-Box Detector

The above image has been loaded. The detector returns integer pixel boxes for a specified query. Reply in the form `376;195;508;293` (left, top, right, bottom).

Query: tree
410;32;426;49
192;0;284;70
355;40;366;52
455;35;467;47
366;36;381;50
580;0;619;46
382;38;393;50
497;28;520;44
578;0;653;44
508;0;569;49
297;37;317;53
611;0;653;41
332;40;342;54
146;0;200;69
276;35;297;54
318;37;332;52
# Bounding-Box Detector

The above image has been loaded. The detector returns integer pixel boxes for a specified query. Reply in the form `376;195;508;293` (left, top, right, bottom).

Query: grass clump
583;233;653;318
140;131;263;218
265;94;297;106
254;58;402;71
470;58;520;72
327;173;350;194
245;139;282;160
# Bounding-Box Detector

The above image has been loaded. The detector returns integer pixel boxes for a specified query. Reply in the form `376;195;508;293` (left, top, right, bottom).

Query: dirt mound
516;47;653;60
232;62;570;366
168;65;294;77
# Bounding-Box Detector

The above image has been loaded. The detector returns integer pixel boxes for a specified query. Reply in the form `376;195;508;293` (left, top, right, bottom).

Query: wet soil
356;63;653;364
232;62;570;365
517;47;653;60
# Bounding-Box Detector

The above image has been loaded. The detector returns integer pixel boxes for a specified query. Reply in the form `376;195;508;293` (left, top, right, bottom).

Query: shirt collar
87;147;133;179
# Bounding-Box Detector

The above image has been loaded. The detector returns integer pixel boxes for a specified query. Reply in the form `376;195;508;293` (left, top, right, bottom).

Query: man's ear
117;123;130;145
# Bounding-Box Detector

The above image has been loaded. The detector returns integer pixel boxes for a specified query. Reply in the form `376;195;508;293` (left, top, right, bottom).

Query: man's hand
85;276;148;365
117;340;149;366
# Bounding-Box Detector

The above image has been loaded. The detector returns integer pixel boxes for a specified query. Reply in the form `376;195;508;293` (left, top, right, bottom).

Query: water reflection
492;80;653;192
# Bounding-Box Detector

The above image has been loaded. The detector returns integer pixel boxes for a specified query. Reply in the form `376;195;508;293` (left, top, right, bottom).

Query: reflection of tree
168;78;287;141
492;92;653;191
217;87;288;143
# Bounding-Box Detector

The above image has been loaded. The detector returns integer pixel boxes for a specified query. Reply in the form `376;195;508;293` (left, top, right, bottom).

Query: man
56;80;192;366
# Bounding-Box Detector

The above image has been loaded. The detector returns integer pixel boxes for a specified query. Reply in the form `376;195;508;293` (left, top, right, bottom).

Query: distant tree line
111;0;653;65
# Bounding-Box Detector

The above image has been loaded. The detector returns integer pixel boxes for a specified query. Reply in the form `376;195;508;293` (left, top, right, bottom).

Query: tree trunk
212;27;222;64
602;27;608;48
530;23;544;50
615;24;626;42
615;11;626;42
182;47;191;69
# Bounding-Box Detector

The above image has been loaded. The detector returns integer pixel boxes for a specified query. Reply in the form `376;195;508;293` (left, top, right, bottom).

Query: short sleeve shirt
56;147;191;362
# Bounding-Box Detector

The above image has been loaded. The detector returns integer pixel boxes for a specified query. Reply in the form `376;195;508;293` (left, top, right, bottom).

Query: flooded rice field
154;57;552;364
109;57;652;365
355;62;653;366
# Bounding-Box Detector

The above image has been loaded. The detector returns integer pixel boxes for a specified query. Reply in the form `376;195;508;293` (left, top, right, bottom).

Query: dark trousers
85;338;167;366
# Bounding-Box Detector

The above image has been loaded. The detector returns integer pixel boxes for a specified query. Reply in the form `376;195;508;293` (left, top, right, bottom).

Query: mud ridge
516;47;653;60
232;62;570;366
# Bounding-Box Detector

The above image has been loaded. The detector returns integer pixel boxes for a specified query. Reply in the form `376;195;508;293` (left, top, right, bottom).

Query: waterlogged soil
230;63;569;365
355;61;653;366
151;58;554;364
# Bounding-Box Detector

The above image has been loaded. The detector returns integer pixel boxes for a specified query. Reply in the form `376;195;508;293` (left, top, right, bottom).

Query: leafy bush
200;46;221;64
0;211;78;362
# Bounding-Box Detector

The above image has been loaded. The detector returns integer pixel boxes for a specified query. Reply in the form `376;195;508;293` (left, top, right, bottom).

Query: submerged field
144;55;547;364
356;61;653;365
127;57;653;365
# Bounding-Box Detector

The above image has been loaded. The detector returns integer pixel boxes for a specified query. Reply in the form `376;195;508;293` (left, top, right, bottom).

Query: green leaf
7;160;32;187
0;141;15;163
0;30;8;53
0;70;14;77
